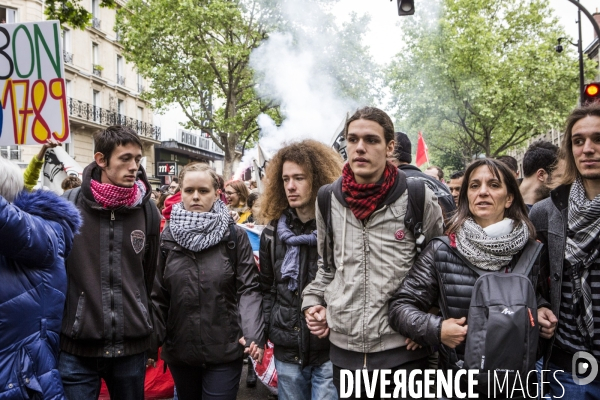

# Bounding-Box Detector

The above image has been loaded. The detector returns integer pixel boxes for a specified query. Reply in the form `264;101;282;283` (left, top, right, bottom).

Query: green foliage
386;0;593;169
116;0;277;178
45;0;116;30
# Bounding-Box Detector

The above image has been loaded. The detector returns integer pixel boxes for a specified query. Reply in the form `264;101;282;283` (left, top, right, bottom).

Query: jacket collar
550;184;571;212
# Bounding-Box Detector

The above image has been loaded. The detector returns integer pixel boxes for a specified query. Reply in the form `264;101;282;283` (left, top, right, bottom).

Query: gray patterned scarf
456;218;529;271
170;200;233;252
566;178;600;340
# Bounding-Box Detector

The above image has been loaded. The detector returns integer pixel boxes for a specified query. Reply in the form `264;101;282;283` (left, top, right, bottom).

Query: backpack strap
511;239;543;276
226;223;238;270
317;185;334;271
405;178;426;253
434;236;488;276
63;186;81;203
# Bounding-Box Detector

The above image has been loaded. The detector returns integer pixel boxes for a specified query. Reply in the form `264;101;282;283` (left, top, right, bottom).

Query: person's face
572;116;600;180
251;199;261;218
448;177;463;206
282;161;312;210
467;165;513;228
224;185;240;206
95;143;142;187
425;169;440;181
346;119;394;184
181;171;218;213
168;181;179;194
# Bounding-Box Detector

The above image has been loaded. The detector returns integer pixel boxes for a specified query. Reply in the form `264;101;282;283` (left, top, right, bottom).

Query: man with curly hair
259;140;343;400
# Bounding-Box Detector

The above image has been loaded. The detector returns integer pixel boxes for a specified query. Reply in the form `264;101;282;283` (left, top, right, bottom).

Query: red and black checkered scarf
342;162;398;221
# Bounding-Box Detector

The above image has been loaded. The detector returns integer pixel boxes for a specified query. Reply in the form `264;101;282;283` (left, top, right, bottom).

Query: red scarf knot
341;162;398;221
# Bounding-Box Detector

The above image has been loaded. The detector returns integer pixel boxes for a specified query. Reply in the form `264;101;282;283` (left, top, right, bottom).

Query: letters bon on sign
0;21;70;146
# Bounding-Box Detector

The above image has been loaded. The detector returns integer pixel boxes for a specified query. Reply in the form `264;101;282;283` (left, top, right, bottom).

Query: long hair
261;140;343;222
447;158;535;238
559;103;600;185
225;180;250;207
0;156;24;202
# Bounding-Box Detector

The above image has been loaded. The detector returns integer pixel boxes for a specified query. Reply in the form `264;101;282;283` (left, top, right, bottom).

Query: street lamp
394;0;415;16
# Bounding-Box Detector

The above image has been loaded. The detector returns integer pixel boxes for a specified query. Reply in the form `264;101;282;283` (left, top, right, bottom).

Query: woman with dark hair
388;158;541;398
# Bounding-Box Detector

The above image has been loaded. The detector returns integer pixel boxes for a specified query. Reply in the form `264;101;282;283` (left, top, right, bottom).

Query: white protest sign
0;20;70;146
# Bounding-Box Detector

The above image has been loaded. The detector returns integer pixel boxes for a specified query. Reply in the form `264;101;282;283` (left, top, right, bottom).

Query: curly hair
261;140;343;222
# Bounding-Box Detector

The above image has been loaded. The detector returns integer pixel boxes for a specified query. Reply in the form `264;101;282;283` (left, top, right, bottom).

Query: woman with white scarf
151;163;265;400
388;158;540;398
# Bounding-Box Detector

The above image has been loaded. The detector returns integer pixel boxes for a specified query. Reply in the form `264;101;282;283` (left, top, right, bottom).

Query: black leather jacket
259;209;330;366
388;236;541;369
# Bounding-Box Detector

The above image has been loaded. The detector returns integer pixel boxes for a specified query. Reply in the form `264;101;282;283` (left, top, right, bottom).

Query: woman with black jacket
151;163;265;400
388;158;541;398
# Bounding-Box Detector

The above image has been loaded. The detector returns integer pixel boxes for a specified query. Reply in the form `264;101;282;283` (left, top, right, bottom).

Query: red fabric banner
415;131;429;167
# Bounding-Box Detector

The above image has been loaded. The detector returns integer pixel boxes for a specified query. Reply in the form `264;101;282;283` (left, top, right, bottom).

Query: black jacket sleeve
529;204;551;309
235;226;266;347
388;240;444;347
258;224;275;337
150;245;170;349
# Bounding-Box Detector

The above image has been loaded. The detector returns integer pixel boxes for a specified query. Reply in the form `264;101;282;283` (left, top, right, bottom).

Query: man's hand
538;307;558;339
304;305;329;339
405;338;422;351
239;337;265;364
441;317;468;349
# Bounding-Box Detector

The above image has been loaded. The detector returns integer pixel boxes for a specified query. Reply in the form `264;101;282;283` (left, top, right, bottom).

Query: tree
45;0;116;30
116;0;279;179
386;0;594;167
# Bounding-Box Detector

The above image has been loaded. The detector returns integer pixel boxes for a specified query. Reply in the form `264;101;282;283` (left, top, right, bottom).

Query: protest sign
0;20;70;146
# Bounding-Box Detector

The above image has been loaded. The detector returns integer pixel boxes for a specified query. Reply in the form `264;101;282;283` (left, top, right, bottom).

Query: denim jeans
274;358;337;400
548;362;600;400
168;358;242;400
58;351;146;400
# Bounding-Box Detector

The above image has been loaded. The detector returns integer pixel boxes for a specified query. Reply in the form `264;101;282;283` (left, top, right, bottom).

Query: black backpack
63;187;161;300
316;177;427;272
436;236;542;378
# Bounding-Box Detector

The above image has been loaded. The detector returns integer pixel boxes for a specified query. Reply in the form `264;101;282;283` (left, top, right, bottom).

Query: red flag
415;131;429;167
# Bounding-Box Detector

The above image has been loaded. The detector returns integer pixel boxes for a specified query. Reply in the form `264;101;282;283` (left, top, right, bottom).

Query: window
92;43;99;65
93;90;101;121
0;145;19;160
65;80;72;98
91;0;99;18
62;29;71;52
117;99;124;115
137;73;143;92
137;106;143;121
116;55;124;85
0;6;17;23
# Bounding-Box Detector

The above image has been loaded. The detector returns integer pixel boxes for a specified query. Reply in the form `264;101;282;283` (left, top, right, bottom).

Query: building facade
0;0;161;185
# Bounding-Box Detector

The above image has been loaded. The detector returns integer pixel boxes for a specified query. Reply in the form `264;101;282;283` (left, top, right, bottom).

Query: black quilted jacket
388;236;541;369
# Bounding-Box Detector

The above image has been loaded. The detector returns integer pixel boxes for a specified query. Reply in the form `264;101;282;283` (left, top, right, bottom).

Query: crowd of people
0;102;599;400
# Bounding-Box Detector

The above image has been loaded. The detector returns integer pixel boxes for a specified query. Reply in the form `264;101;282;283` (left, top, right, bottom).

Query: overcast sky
154;0;600;139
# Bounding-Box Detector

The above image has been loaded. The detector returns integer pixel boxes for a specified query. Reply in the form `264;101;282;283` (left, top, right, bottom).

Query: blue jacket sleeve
0;195;56;267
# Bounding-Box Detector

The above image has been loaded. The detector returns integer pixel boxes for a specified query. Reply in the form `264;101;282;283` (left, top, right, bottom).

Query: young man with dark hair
389;132;455;219
520;140;559;209
531;103;600;397
302;107;444;398
447;170;464;207
259;140;342;399
58;126;160;400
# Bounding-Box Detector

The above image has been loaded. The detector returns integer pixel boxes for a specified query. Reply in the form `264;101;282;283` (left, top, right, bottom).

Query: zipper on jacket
362;225;368;354
109;210;116;351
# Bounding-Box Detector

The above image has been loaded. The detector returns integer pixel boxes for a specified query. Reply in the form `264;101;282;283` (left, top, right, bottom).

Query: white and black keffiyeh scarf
566;178;600;341
169;200;233;252
456;218;529;271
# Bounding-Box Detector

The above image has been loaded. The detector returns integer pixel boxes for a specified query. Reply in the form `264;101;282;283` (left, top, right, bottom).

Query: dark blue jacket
0;190;81;399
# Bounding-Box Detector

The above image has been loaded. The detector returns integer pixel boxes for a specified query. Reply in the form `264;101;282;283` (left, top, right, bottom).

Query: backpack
316;177;427;272
63;187;161;301
436;236;542;378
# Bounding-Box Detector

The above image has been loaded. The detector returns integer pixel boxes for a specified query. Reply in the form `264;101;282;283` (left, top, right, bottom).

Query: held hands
538;307;558;339
441;317;468;349
239;337;264;364
304;305;329;339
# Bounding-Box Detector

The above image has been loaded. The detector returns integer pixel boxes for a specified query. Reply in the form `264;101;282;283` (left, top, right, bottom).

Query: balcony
67;97;161;141
137;84;144;93
92;18;101;30
92;64;102;77
116;75;125;85
63;51;73;65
